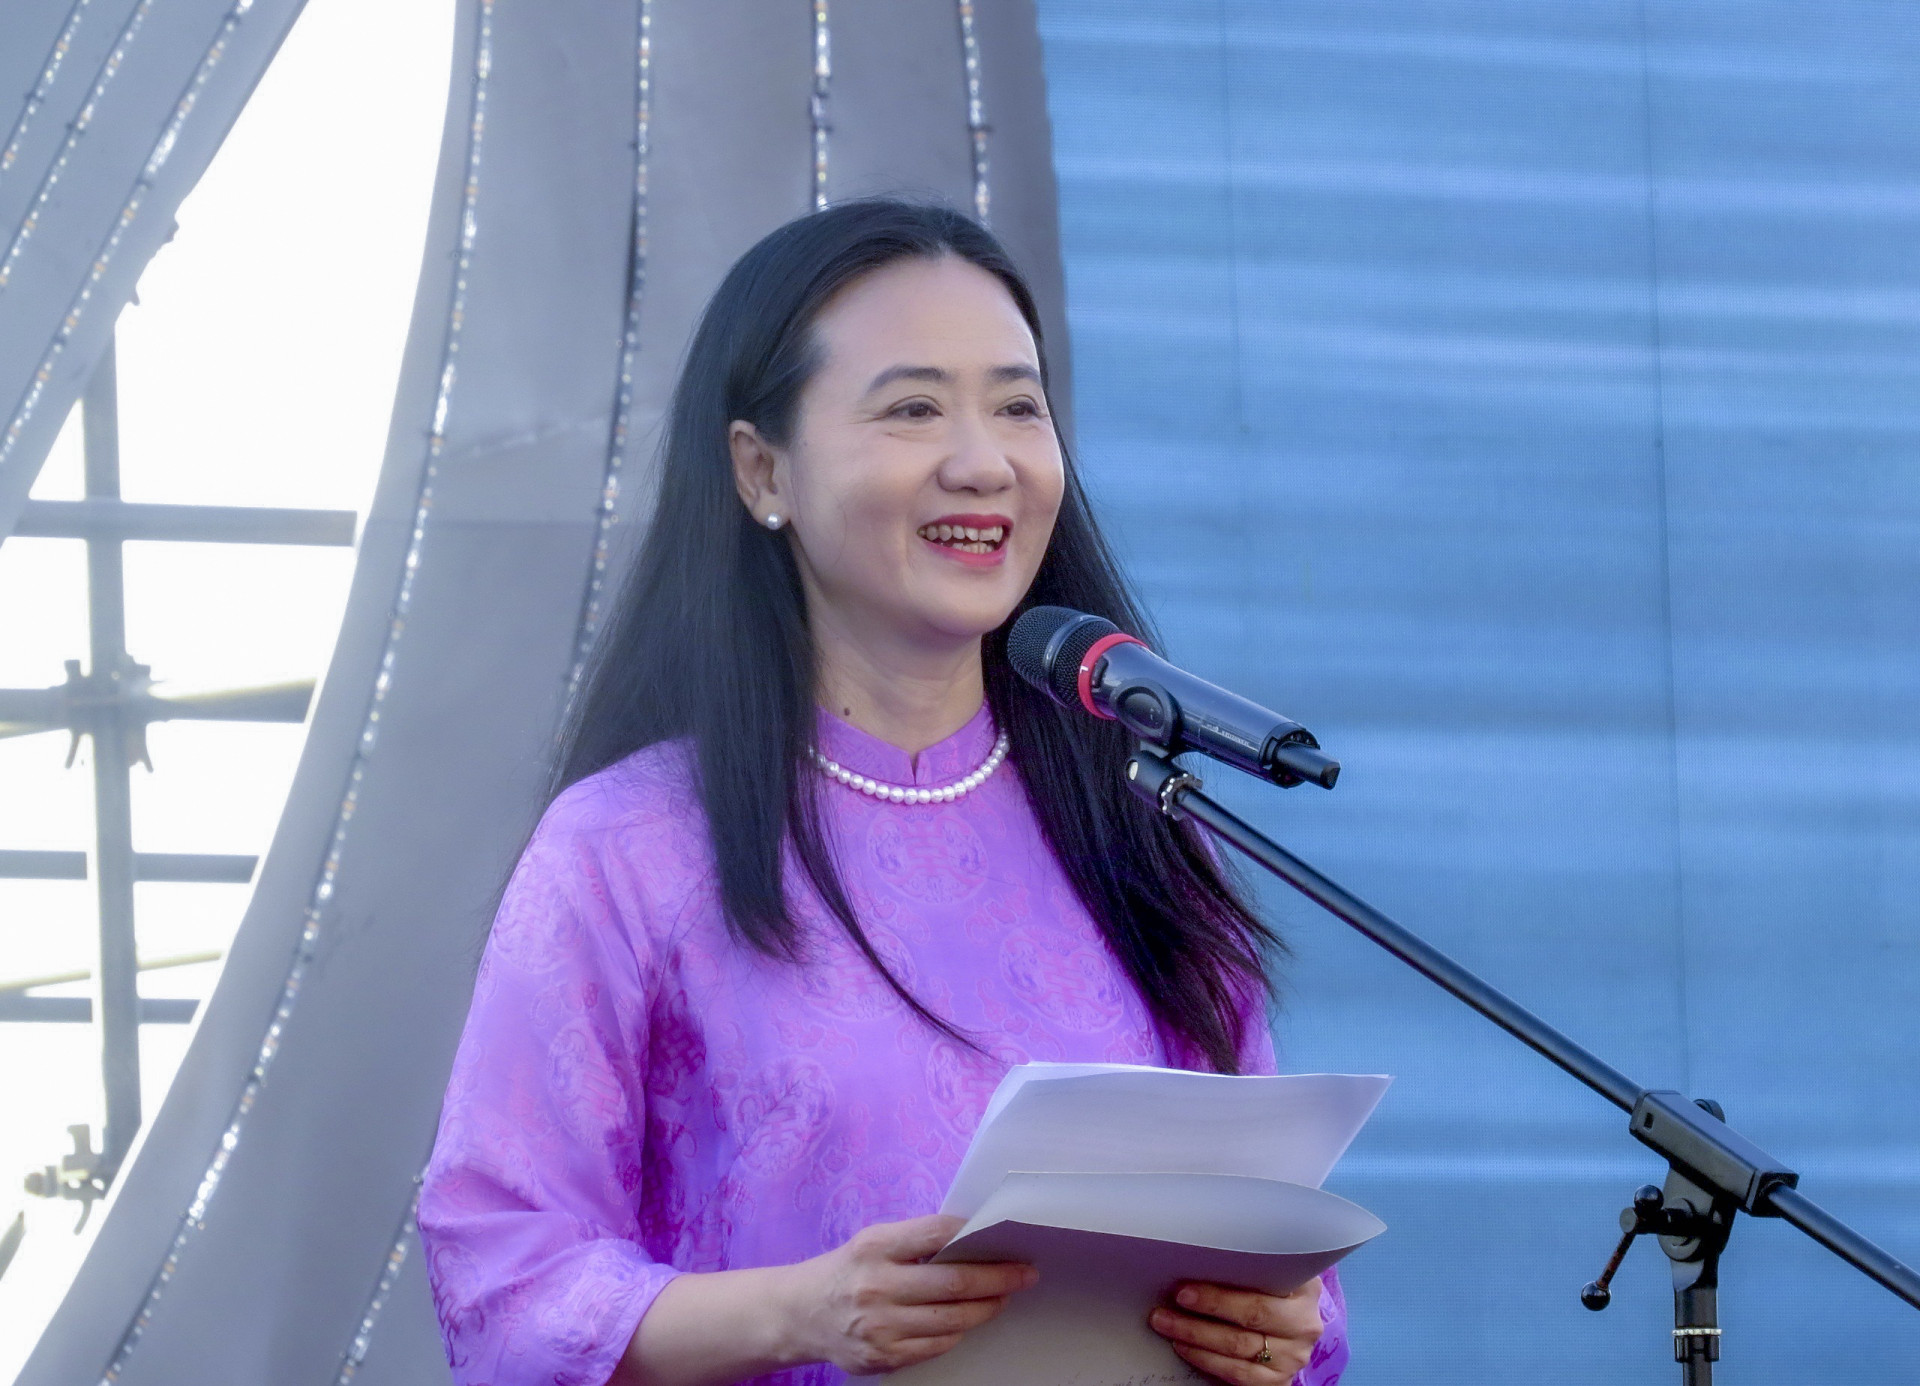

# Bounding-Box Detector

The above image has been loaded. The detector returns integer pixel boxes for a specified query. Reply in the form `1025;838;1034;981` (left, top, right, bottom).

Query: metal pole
81;338;142;1178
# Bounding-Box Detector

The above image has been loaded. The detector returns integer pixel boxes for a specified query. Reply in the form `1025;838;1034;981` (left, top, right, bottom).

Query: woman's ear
729;420;783;525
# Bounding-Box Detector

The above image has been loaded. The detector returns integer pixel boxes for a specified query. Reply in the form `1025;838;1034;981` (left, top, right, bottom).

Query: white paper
950;1170;1386;1256
974;1061;1150;1130
867;1066;1391;1386
880;1172;1385;1386
941;1064;1391;1218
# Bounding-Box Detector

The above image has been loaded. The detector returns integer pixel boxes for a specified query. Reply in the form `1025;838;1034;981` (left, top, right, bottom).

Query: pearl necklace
810;731;1011;804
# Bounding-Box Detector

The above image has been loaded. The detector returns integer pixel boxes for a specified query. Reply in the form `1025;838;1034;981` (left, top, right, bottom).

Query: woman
418;198;1349;1386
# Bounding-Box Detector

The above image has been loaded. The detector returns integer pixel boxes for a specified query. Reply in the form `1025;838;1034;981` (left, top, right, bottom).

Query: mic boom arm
1122;744;1920;1386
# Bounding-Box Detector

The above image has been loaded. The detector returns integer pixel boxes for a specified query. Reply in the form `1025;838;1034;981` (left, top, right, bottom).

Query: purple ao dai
418;703;1351;1386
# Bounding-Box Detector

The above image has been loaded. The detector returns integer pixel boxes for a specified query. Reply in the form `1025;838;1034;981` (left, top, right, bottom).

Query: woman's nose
939;409;1017;492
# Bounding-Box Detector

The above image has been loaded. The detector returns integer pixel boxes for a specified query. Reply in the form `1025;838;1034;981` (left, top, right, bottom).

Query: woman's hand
775;1213;1037;1376
1147;1276;1325;1384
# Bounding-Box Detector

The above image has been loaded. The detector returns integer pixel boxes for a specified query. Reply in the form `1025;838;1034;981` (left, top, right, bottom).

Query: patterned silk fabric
418;703;1351;1385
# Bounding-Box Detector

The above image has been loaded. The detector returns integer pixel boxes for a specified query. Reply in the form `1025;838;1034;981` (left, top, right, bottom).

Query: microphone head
1006;605;1121;709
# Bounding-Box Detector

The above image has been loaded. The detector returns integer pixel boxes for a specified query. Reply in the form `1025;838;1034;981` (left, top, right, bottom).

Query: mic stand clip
1580;1144;1735;1385
1126;751;1202;821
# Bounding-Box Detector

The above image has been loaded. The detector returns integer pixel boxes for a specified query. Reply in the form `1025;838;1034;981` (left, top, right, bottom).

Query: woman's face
732;254;1065;657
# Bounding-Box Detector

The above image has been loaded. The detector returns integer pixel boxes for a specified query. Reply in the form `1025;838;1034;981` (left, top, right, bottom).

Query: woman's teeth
917;523;1006;553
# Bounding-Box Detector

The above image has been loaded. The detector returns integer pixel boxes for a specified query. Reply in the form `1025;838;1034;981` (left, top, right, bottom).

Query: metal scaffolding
0;338;356;1210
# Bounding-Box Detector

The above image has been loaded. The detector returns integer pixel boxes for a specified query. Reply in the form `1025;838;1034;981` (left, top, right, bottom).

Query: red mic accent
1077;632;1147;718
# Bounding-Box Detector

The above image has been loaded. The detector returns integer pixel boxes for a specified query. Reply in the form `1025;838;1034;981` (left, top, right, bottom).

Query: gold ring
1253;1335;1273;1365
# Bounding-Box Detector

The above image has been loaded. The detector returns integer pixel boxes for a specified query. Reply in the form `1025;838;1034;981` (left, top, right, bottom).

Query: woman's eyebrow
863;364;950;395
861;362;1042;395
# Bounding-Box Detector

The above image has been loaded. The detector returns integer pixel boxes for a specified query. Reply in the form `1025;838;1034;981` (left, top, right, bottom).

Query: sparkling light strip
330;0;661;1365
0;0;154;294
955;0;990;222
810;0;830;210
0;0;170;483
570;0;654;689
96;4;496;1379
332;1194;417;1383
329;0;653;1365
0;0;99;183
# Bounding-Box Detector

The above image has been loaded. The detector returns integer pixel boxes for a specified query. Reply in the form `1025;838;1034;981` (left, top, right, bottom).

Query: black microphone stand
1124;745;1920;1385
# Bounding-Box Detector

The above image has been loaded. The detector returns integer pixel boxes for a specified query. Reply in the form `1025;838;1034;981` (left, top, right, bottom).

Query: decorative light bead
810;731;1009;804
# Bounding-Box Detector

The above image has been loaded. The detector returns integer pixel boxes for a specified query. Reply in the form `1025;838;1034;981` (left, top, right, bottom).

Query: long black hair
551;197;1280;1072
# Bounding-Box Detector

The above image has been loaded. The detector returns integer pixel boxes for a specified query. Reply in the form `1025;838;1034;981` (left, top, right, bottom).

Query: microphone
1006;606;1339;790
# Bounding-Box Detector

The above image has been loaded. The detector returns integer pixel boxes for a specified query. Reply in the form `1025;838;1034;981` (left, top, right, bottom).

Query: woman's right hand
774;1214;1037;1376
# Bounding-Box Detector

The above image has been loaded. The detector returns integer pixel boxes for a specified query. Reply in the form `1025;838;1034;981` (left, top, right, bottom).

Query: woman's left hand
1147;1276;1325;1384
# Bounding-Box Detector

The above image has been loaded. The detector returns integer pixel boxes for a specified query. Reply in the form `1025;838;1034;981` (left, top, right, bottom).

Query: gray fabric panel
0;1;132;234
823;0;1074;435
0;0;308;538
0;1;68;143
974;0;1073;442
22;1;1071;1382
341;1228;447;1386
829;0;976;204
0;0;149;251
616;0;815;534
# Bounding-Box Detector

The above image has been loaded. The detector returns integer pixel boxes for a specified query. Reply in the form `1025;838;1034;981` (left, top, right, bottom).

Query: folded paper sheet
880;1065;1392;1386
942;1066;1391;1218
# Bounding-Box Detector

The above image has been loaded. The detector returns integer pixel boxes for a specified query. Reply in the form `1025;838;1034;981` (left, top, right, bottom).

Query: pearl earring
764;513;783;530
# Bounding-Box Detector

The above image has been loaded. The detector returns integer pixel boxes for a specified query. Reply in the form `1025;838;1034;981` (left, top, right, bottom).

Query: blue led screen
1035;3;1920;1380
